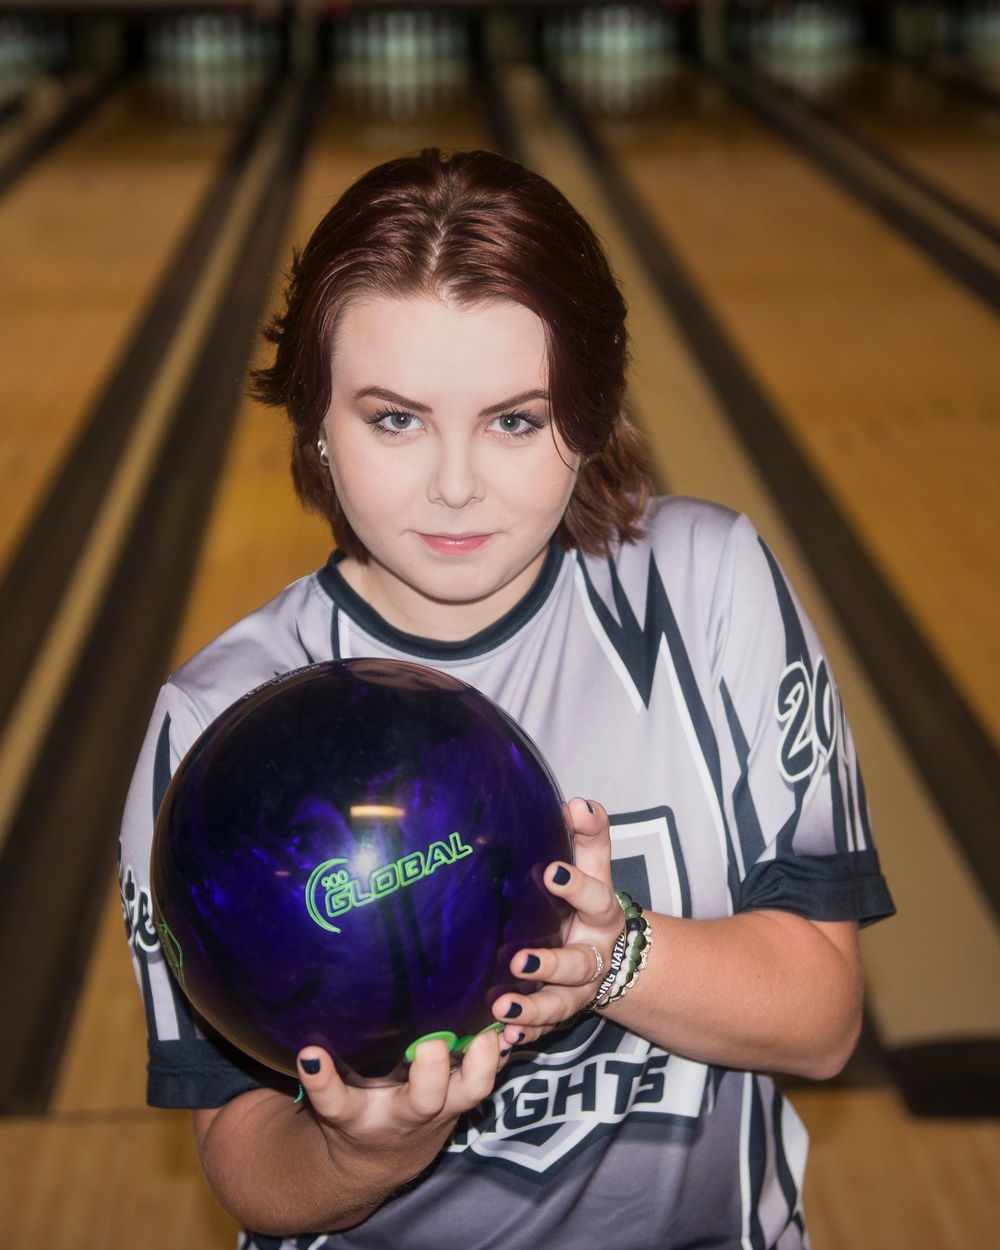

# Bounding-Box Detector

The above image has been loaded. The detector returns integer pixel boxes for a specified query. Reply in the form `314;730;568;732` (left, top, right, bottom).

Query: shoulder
577;495;755;599
165;570;329;733
570;496;791;685
640;495;748;557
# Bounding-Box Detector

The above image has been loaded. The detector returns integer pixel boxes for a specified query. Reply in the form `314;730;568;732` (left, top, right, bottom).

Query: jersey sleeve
119;682;296;1108
708;514;894;925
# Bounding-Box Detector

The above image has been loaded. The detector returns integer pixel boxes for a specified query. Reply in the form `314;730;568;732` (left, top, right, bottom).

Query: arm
191;1030;502;1237
608;908;860;1079
496;799;862;1081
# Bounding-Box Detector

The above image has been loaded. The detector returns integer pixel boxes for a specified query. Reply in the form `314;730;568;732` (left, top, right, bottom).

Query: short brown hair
252;148;653;559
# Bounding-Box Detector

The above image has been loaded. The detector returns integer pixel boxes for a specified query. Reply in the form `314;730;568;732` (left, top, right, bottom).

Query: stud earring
317;439;329;468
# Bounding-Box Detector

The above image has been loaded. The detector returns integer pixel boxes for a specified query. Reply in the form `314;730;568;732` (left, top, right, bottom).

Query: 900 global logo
305;832;474;933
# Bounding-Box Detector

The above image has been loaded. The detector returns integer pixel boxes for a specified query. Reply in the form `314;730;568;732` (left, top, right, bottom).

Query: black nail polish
500;1046;512;1057
516;1032;526;1043
522;954;541;974
553;865;570;885
585;800;595;814
300;1057;320;1075
505;1002;522;1019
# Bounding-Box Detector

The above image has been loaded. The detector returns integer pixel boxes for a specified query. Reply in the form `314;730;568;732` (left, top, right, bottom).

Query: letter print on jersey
448;1017;708;1180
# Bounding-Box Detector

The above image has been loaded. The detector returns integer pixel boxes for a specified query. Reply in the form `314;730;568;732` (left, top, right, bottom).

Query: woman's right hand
296;1025;502;1151
192;1028;502;1236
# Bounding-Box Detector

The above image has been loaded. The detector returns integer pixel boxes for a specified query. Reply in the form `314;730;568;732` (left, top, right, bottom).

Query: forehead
331;294;549;391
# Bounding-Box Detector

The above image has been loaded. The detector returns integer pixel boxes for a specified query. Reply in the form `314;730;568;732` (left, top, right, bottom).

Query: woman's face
320;293;580;640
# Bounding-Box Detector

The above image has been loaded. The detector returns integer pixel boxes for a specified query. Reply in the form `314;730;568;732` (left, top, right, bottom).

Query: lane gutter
0;77;288;736
0;68;125;200
712;62;1000;319
923;49;1000;112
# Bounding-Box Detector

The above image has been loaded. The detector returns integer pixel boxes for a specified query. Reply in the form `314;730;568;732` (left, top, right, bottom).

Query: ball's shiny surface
151;659;570;1083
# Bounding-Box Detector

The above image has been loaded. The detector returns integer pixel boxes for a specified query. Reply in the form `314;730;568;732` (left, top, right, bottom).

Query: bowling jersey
119;495;894;1250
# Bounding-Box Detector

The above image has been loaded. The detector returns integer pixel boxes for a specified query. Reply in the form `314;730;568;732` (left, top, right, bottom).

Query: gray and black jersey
119;496;894;1250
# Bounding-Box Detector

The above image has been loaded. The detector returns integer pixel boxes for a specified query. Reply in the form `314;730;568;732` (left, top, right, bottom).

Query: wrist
314;1108;454;1210
587;890;653;1011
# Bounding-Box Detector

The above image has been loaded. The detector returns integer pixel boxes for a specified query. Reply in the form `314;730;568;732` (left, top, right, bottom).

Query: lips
416;533;493;555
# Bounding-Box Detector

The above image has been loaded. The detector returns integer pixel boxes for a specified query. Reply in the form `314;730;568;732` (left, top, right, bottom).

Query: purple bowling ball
150;658;571;1084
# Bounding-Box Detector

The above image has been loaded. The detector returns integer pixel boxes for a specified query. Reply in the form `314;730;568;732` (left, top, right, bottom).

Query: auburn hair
251;148;653;560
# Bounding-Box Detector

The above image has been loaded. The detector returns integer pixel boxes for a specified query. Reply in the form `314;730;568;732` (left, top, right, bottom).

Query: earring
317;439;329;467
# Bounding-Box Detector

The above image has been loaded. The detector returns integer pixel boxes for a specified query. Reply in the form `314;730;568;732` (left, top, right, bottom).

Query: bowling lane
595;67;1000;754
792;1084;1000;1250
0;81;241;579
820;58;1000;229
29;85;491;1250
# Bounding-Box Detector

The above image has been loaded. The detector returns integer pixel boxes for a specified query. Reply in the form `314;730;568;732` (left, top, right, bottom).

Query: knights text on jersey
119;496;894;1250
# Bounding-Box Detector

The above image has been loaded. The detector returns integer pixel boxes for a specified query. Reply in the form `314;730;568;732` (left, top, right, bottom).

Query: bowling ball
150;658;571;1084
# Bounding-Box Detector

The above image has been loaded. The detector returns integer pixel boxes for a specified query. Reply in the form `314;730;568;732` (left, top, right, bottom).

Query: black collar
316;542;566;661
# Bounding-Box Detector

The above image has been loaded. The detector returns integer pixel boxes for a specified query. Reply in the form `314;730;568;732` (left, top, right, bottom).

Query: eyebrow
352;386;550;416
480;389;550;416
353;386;432;412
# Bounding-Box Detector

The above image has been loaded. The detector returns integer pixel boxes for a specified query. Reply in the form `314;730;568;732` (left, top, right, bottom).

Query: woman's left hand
494;797;624;1047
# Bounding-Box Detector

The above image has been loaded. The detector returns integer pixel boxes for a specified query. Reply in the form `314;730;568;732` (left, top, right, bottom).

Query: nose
427;434;483;509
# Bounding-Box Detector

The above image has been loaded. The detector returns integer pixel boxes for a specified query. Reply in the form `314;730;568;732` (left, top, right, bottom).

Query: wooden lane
10;90;490;1250
597;68;1000;757
794;1086;1000;1249
0;81;239;580
823;59;1000;231
0;69;112;197
0;1111;235;1250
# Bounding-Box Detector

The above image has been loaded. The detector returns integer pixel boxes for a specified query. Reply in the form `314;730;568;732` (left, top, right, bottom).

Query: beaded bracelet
594;890;653;1010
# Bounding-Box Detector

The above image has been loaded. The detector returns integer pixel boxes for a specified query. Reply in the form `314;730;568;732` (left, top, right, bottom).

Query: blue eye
490;411;542;438
370;409;420;436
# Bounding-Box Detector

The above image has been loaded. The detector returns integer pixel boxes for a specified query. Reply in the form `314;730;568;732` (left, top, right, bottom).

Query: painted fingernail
300;1057;321;1075
504;1002;523;1019
522;954;541;974
500;1046;512;1057
516;1032;526;1043
585;800;595;814
553;866;570;885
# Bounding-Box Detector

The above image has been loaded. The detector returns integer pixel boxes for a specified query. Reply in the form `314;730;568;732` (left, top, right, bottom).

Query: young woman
119;148;894;1249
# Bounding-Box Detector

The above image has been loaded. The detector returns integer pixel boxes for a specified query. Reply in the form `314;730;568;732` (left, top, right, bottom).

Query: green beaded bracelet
595;890;653;1009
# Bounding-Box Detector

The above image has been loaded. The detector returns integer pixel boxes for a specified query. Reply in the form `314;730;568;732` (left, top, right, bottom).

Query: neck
337;549;549;642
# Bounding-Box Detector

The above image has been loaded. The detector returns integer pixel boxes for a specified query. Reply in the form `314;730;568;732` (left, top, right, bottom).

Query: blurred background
0;0;998;1244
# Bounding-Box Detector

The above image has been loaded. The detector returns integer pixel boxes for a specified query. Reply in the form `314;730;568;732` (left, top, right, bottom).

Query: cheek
326;427;393;505
529;453;579;519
